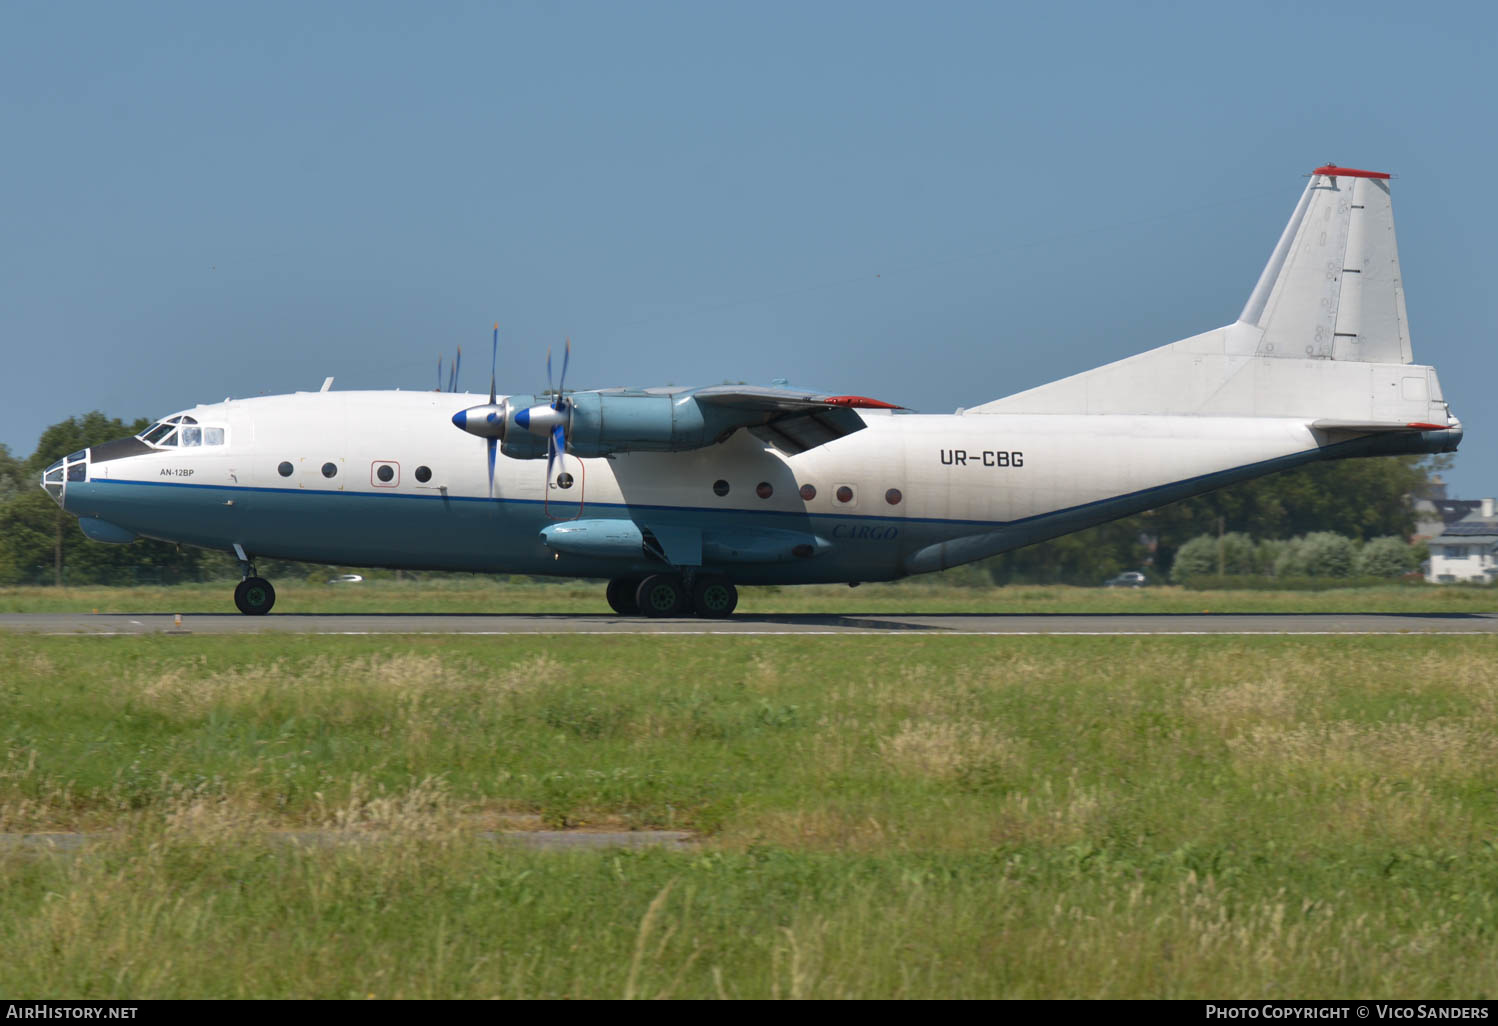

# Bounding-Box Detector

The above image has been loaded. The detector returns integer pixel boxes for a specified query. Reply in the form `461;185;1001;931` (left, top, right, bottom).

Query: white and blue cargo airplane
42;165;1461;617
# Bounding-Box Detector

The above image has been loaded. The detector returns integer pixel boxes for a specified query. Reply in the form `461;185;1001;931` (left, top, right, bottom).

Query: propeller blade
554;338;571;411
546;346;554;401
437;354;443;391
489;323;498;406
546;421;568;482
452;346;462;393
487;437;497;498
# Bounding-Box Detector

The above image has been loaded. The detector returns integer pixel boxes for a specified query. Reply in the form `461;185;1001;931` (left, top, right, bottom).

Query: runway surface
2;611;1495;635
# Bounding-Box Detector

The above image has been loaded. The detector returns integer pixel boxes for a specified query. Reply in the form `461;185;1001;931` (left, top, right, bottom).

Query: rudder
1241;165;1412;365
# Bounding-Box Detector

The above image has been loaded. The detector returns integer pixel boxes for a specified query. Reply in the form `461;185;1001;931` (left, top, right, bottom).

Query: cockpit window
139;414;225;448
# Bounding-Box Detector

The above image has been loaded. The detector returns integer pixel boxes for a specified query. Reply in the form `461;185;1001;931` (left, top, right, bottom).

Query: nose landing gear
234;577;276;615
231;544;276;615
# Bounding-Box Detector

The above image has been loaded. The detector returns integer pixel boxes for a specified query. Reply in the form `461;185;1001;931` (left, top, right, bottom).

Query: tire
605;577;643;615
635;574;687;618
234;577;276;615
691;578;738;618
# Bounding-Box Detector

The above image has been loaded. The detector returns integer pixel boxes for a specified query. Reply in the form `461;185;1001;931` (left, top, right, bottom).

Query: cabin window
321;462;338;479
278;462;294;478
415;466;432;483
799;484;816;501
713;479;730;496
757;482;773;499
836;486;854;503
885;488;902;505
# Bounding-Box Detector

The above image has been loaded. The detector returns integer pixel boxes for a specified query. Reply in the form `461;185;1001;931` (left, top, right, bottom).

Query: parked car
1103;571;1148;588
328;574;364;584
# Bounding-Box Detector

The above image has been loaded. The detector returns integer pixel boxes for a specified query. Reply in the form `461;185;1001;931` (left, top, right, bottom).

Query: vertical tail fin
970;164;1455;432
1239;165;1413;364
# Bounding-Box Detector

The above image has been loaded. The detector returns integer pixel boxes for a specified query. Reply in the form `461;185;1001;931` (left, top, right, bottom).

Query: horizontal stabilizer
1311;419;1451;433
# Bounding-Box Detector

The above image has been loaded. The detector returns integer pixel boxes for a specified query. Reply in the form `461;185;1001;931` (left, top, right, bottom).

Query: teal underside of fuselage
62;426;1454;583
65;478;926;583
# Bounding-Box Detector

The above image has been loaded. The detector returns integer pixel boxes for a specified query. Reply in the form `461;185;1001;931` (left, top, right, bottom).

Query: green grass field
2;576;1493;615
3;633;1498;997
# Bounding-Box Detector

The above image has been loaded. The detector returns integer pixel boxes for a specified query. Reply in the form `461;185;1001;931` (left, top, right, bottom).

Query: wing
688;385;902;455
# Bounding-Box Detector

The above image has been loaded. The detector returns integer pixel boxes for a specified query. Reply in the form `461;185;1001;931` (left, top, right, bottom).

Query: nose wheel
233;577;276;615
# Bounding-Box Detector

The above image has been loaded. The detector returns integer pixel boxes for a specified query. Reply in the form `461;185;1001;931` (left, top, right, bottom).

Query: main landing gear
231;546;276;615
606;574;738;619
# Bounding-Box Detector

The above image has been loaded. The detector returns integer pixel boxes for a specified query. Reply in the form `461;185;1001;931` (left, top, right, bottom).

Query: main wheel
605;577;643;615
234;577;276;615
635;574;687;618
691;578;738;618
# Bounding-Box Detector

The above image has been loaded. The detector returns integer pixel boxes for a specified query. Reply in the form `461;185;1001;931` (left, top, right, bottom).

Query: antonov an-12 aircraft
43;165;1461;617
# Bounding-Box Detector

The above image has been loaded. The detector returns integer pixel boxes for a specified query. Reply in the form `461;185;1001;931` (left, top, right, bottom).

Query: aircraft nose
40;459;65;507
39;449;88;508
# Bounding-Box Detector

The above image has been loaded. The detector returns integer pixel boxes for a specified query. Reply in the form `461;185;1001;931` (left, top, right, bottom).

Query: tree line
1170;532;1419;581
0;411;1445;587
954;454;1439;586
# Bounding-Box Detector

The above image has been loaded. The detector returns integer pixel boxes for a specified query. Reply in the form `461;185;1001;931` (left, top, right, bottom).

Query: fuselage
47;388;1454;584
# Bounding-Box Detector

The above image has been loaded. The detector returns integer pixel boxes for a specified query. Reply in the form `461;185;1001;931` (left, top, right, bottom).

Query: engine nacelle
456;386;869;460
499;392;747;460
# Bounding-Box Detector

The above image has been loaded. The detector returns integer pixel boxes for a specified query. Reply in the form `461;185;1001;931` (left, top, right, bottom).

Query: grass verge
2;634;1496;997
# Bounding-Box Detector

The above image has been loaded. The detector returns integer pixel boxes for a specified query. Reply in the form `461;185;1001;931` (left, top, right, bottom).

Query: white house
1427;499;1498;583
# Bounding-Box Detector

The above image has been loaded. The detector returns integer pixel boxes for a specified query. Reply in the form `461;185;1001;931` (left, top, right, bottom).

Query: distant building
1427;498;1498;583
1413;475;1482;541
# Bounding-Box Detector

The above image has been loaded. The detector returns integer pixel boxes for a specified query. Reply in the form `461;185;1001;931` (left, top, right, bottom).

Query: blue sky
3;1;1494;495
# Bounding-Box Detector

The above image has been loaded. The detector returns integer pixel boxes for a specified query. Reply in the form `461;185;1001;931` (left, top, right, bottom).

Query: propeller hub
515;402;568;437
452;402;507;440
